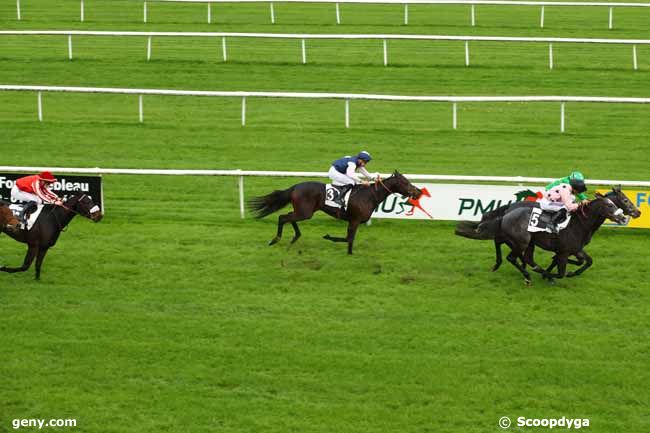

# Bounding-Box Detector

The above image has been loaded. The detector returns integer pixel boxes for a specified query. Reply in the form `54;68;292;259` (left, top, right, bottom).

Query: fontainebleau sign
0;173;104;211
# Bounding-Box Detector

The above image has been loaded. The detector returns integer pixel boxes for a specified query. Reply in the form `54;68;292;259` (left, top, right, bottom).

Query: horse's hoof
566;272;576;278
323;234;331;240
524;278;532;286
290;237;300;244
268;237;280;246
491;264;500;272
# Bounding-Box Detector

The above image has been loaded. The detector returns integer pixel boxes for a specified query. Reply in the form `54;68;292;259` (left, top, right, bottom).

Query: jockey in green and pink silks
538;171;588;233
540;171;588;212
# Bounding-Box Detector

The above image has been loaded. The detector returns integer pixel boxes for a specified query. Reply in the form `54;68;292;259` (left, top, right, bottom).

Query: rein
375;177;394;195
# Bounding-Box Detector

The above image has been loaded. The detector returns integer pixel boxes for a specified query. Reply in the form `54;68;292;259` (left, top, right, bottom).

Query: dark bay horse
249;171;422;254
0;203;19;233
1;193;103;279
464;187;640;277
456;195;626;284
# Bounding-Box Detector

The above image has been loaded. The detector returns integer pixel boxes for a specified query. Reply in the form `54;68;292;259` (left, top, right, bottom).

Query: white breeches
328;166;356;186
538;198;566;212
11;185;43;204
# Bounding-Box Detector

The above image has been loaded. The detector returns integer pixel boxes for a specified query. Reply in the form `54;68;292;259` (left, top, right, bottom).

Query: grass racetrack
1;1;650;432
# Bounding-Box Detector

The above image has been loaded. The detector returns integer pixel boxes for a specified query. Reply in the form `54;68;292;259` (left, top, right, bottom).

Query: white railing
2;30;647;69
14;0;650;29
2;166;649;218
2;85;650;132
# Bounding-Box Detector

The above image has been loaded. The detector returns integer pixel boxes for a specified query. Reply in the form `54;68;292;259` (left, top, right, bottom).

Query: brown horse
249;171;422;254
0;203;19;233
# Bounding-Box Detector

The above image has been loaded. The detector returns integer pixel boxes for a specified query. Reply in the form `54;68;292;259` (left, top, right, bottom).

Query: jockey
327;151;377;207
539;171;588;233
11;171;62;223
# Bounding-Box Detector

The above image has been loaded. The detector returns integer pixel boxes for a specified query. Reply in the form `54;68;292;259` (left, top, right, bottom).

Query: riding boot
20;201;38;226
550;208;567;234
336;185;352;210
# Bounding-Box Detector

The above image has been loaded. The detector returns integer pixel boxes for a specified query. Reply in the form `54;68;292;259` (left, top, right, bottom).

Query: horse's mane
0;200;10;207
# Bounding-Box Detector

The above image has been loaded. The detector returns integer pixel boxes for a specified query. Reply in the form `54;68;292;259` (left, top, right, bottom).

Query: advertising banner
0;173;104;211
373;183;544;222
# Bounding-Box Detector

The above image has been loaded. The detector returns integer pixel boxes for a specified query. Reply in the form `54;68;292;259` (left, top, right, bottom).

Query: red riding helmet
38;171;57;183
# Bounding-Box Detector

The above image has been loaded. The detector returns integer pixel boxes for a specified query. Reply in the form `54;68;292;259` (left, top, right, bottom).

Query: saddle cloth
9;204;44;231
324;184;352;209
527;208;571;233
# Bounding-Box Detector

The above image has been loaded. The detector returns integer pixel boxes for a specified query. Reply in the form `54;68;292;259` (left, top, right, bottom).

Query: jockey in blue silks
327;151;377;207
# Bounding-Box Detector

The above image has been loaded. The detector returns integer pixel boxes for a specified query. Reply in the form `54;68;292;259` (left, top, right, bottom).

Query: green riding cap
545;171;588;201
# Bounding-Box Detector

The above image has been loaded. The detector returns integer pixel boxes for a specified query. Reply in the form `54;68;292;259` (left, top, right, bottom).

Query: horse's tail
248;187;295;219
455;218;500;240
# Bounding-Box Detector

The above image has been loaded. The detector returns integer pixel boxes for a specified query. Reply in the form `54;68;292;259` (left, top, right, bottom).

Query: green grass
1;2;650;433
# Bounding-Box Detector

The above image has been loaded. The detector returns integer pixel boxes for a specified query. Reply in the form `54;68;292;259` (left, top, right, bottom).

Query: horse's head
589;193;626;224
606;186;641;219
0;205;19;232
64;193;103;222
383;170;422;200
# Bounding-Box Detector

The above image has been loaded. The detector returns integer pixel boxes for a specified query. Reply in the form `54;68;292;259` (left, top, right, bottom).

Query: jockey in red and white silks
11;171;62;205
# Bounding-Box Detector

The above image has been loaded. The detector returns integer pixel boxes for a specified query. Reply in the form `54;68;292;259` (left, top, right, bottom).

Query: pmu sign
0;173;104;211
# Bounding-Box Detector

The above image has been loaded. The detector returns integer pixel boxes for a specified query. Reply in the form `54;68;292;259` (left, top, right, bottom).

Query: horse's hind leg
269;207;313;246
0;245;38;275
493;240;504;271
506;246;532;285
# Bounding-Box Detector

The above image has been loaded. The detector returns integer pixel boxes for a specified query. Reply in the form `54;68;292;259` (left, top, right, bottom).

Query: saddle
527;207;571;234
9;202;43;231
325;184;353;210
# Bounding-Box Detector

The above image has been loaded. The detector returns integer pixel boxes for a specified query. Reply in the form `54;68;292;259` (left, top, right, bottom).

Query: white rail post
633;44;638;70
471;5;475;26
270;2;275;24
68;35;73;60
452;102;457;129
16;0;21;20
238;172;245;218
383;39;388;66
540;6;544;28
222;37;227;61
560;102;565;133
207;3;212;24
143;1;147;23
345;99;350;128
80;0;85;22
549;43;553;70
139;95;143;123
241;97;246;126
37;92;43;122
147;36;152;61
608;7;613;29
464;41;469;67
301;39;306;64
335;3;340;24
404;3;409;25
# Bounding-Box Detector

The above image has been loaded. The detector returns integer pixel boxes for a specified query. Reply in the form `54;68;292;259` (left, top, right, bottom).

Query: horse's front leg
0;244;39;275
34;247;50;280
567;251;592;277
346;221;360;255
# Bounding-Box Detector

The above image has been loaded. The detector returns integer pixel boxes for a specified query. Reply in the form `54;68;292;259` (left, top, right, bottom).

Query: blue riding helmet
357;151;372;162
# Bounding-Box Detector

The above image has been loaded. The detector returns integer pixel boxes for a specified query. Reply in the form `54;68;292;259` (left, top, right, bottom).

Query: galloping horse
456;195;626;284
249;171;422;254
1;193;103;279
